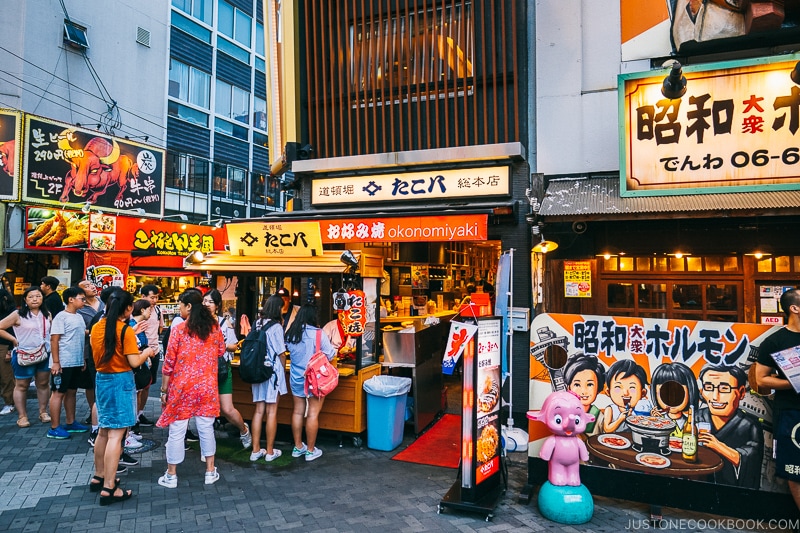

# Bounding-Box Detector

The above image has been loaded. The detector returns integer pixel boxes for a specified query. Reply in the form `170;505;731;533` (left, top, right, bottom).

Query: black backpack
238;320;276;384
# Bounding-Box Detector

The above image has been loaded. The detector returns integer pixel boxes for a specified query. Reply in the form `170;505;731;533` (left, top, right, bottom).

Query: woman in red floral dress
156;289;225;488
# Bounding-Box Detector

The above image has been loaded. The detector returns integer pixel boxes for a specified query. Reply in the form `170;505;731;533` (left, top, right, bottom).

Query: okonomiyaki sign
528;313;785;493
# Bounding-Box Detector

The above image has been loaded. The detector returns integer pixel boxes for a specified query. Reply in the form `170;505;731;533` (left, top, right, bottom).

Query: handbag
124;325;152;390
218;356;229;386
17;313;49;366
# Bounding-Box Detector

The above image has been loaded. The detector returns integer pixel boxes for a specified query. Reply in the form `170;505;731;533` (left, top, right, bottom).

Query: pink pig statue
527;390;595;487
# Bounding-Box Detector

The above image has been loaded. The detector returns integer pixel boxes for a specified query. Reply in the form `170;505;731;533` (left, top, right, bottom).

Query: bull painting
58;130;138;203
0;139;14;177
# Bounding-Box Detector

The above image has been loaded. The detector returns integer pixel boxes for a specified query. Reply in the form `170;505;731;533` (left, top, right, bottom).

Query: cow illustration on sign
58;130;138;204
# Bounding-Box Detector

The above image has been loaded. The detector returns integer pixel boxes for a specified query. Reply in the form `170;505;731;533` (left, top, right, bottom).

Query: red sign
114;217;228;269
84;251;131;292
341;290;367;336
320;215;488;243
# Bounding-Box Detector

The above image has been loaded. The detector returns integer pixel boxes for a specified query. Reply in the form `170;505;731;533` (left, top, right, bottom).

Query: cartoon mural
0;110;21;200
22;116;164;215
529;313;783;493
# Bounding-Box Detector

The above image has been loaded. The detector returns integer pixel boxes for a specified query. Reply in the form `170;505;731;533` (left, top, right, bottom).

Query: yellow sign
564;260;591;298
621;55;800;195
226;221;323;257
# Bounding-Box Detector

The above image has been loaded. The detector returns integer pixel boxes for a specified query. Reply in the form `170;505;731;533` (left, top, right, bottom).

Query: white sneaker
240;423;252;449
158;472;177;489
204;467;219;485
291;443;308;457
265;449;282;462
0;405;14;416
249;449;266;462
128;432;143;441
125;435;143;449
305;447;323;462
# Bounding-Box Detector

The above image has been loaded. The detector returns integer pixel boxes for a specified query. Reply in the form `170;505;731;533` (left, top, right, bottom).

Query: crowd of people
0;279;339;506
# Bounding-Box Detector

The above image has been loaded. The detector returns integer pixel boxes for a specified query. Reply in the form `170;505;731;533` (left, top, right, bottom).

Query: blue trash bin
363;376;412;451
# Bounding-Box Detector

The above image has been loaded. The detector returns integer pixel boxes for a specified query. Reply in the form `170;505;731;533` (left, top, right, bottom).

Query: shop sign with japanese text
620;55;800;196
311;166;510;205
226;221;323;257
0;110;21;201
320;214;487;243
22;116;165;214
528;313;783;493
113;216;226;269
564;260;591;298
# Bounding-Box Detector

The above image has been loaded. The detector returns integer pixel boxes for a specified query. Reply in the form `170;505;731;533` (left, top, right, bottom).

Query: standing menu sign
440;316;503;520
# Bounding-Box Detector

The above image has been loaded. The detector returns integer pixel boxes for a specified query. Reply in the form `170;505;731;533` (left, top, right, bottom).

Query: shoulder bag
17;312;49;366
129;325;152;390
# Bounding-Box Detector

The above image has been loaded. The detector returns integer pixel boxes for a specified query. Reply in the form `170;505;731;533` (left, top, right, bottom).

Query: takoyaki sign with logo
22;116;165;215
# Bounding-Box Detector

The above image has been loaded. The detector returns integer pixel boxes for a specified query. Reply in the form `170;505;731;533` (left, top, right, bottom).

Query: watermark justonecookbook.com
626;518;800;531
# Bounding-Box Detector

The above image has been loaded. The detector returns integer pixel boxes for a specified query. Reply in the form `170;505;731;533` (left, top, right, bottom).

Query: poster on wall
528;313;784;493
564;260;591;298
25;207;89;250
84;251;131;292
22;116;165;215
0;110;21;200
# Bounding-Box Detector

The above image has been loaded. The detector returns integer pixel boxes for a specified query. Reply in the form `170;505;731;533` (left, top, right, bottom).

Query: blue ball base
537;481;594;525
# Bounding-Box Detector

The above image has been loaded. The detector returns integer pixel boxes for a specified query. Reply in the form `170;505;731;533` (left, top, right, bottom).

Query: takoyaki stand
184;220;385;442
523;313;800;521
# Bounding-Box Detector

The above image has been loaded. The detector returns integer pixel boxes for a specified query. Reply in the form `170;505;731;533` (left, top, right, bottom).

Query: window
255;22;265;57
169;59;210;109
212;163;246;200
166;152;209;193
250;172;281;207
215;80;249;124
64;20;89;50
172;0;212;25
167;101;209;126
606;282;740;321
216;36;250;63
214;118;248;140
253;97;267;130
217;0;251;48
350;2;473;105
171;11;212;42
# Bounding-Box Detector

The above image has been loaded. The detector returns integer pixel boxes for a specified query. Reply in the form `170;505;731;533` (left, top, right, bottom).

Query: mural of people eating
529;313;780;493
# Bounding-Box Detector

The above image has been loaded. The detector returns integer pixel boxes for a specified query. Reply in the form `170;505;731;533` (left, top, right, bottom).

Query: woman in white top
0;286;52;428
202;289;252;449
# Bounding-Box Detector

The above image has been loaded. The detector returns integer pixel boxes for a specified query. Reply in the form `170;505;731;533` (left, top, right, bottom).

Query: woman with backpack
156;289;225;488
248;294;288;462
286;304;335;462
203;289;252;449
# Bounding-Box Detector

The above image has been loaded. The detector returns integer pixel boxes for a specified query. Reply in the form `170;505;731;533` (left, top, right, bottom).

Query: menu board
474;318;502;485
459;316;503;498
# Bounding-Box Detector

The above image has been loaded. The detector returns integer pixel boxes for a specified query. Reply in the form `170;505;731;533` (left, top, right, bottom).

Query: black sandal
89;476;120;493
99;482;132;506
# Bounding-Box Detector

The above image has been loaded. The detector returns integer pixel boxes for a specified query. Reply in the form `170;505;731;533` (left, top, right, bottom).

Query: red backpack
304;329;339;398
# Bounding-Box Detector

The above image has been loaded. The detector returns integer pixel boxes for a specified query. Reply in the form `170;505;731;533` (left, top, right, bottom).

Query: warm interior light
674;252;683;259
603;253;611;260
292;290;299;297
532;234;558;254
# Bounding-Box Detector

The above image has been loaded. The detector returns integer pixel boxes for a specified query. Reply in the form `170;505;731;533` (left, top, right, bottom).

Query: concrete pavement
0;385;792;533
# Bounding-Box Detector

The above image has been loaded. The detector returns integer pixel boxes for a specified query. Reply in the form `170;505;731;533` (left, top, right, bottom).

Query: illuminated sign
311;166;510;205
115;217;227;269
22;116;165;215
320;214;487;243
621;55;800;196
25;207;88;250
0;110;21;201
226;221;323;257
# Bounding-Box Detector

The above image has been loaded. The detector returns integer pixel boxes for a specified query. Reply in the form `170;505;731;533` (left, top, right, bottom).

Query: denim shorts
10;349;50;379
95;371;137;429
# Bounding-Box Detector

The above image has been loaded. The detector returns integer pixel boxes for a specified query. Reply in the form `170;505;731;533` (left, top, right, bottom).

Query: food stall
184;220;384;442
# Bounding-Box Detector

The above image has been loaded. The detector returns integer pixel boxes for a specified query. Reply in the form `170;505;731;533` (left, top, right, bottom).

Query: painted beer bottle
681;405;697;463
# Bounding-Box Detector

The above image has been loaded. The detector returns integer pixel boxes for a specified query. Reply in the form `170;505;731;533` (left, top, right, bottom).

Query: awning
184;250;364;274
539;177;800;221
130;269;200;277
